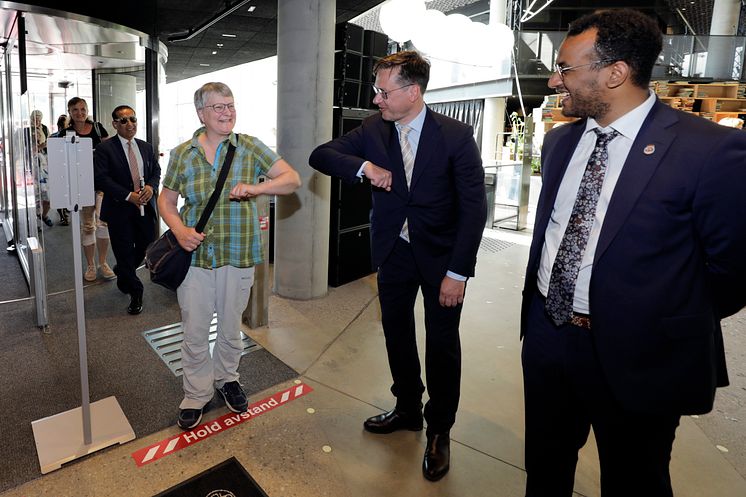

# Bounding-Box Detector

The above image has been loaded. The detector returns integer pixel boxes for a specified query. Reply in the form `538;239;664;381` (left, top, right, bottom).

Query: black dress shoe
127;293;143;315
363;408;423;434
423;430;450;481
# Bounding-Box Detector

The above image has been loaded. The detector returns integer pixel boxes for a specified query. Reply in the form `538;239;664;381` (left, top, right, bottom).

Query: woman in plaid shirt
159;82;301;430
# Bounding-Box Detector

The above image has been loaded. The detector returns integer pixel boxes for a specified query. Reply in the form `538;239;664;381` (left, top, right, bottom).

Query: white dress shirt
537;91;657;313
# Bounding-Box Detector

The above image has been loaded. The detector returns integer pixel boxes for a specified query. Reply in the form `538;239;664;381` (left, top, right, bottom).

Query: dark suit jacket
94;136;161;223
521;100;746;415
309;108;487;286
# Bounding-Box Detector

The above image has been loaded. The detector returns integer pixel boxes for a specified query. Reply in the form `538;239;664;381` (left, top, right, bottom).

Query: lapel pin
643;144;655;155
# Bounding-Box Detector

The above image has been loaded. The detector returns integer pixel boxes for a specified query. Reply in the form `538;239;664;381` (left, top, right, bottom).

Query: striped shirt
162;128;279;269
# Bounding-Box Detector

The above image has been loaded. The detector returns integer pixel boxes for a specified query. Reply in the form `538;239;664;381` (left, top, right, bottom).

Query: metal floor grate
142;314;260;377
479;237;515;253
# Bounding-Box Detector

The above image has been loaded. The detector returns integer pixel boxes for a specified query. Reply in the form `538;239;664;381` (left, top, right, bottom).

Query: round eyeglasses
203;103;236;113
371;83;414;100
554;60;613;80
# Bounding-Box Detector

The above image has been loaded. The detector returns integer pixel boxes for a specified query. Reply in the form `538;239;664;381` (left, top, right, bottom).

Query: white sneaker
100;263;116;280
84;265;97;282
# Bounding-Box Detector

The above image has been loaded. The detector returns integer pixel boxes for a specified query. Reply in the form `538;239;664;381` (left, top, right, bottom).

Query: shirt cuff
357;161;369;178
446;271;467;281
125;192;132;201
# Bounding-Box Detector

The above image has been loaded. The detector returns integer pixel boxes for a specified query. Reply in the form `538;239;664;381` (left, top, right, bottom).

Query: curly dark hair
373;50;430;92
568;9;662;88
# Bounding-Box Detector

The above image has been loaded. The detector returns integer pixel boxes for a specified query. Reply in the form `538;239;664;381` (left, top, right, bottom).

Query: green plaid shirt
162;128;279;269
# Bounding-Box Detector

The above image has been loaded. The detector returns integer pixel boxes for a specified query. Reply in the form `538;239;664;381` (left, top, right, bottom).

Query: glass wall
515;31;746;81
0;7;161;327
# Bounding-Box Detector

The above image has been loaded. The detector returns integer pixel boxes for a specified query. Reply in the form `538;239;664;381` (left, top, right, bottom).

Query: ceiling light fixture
248;6;256;12
200;63;210;66
217;43;224;47
221;33;237;38
212;51;217;55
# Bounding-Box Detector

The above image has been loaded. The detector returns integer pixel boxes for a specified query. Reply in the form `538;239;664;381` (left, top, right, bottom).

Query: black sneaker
177;408;203;430
217;381;248;413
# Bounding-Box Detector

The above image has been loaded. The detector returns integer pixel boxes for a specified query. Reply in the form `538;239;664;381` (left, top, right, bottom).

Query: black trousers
522;291;680;497
107;210;156;297
377;238;463;433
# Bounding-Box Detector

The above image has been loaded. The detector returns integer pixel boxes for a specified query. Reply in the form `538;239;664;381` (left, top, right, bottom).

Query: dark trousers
377;237;463;433
107;211;156;297
522;291;680;497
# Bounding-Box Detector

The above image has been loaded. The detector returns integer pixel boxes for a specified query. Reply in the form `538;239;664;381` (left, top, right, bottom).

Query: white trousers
177;265;255;409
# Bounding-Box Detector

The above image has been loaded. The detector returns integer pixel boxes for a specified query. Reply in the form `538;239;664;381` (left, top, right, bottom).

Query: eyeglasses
115;116;137;125
371;84;414;100
203;103;235;113
554;60;613;80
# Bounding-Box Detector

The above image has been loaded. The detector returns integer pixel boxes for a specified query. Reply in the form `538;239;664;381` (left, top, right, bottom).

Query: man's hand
139;185;154;203
363;162;392;191
439;275;465;307
229;182;260;201
174;226;205;252
128;185;153;206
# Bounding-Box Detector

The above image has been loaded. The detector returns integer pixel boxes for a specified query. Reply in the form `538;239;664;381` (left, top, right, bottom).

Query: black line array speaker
328;107;378;287
363;30;388;57
361;55;379;83
335;22;364;54
333;80;361;108
334;51;362;81
358;56;380;109
330;174;372;231
329;225;373;288
332;108;376;136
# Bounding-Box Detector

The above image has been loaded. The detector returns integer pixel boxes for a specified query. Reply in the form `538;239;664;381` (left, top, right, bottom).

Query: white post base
31;396;135;474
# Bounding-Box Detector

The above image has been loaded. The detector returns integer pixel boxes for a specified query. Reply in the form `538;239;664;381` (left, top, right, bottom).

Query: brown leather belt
570;312;592;330
535;290;592;329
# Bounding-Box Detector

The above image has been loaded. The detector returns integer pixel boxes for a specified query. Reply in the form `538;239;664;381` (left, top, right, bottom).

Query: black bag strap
194;142;236;233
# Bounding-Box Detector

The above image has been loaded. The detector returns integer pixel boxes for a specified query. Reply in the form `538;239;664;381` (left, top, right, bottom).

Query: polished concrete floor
3;227;746;497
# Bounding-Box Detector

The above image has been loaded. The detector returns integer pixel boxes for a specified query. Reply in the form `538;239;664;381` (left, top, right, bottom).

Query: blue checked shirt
162;128;279;269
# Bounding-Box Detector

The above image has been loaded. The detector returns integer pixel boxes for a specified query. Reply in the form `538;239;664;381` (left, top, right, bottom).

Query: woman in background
65;97;114;281
50;113;70;224
30;110;51;226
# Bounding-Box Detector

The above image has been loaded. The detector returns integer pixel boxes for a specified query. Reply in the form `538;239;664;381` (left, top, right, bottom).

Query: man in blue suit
309;50;486;481
94;105;160;315
521;9;746;496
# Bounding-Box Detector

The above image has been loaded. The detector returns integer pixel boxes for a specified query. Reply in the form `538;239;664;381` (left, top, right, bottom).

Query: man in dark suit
94;105;160;315
521;9;746;496
309;50;486;481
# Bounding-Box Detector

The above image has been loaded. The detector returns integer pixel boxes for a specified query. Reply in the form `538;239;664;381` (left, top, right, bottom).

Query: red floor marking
131;383;313;467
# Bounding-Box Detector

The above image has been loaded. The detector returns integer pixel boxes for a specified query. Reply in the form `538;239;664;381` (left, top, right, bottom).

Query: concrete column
480;0;508;165
705;0;741;78
491;0;507;25
275;0;334;299
481;97;506;165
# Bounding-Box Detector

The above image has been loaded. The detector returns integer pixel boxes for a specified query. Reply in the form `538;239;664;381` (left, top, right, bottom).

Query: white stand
32;135;135;474
31;397;135;474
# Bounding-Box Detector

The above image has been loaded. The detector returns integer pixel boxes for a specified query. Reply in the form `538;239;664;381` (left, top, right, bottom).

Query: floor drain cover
142;314;260;377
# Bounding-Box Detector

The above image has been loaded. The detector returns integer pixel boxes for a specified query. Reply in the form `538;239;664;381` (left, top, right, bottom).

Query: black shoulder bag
145;142;236;291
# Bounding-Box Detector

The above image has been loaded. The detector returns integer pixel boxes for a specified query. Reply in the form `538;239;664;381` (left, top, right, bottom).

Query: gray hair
194;82;233;110
30;109;43;120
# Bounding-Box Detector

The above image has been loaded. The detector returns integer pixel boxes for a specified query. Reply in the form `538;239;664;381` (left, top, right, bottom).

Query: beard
560;80;610;121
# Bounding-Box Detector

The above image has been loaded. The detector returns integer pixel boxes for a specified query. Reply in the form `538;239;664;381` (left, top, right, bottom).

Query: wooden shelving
652;81;746;122
539;82;746;133
540;94;577;131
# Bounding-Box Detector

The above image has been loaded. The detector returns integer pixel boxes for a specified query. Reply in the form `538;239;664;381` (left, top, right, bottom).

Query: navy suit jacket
94;136;161;223
309;108;487;286
521;100;746;415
